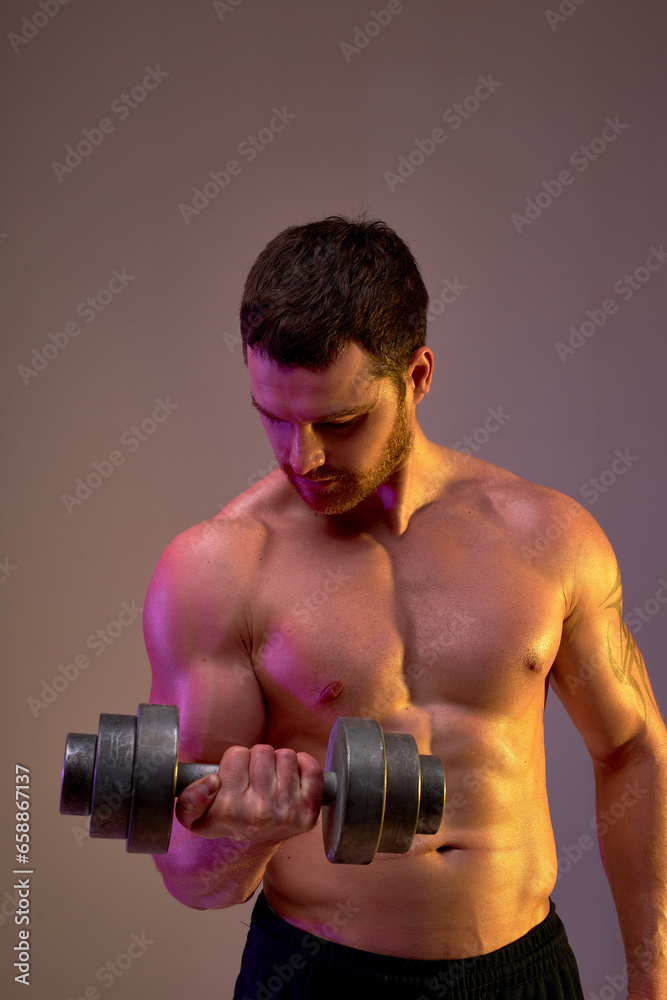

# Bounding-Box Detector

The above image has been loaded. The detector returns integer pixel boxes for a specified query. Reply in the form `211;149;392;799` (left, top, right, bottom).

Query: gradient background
1;0;666;996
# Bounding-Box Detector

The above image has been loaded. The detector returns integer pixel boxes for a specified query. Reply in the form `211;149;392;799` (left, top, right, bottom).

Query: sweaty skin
146;344;666;965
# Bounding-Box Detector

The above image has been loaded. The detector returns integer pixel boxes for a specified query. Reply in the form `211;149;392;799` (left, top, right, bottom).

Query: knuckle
176;793;199;818
253;804;277;827
176;803;199;830
212;793;239;820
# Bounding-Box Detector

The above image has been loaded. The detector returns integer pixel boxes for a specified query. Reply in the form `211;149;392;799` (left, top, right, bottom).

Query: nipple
319;680;345;704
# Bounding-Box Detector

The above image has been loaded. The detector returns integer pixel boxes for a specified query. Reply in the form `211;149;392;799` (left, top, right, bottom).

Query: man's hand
176;744;324;846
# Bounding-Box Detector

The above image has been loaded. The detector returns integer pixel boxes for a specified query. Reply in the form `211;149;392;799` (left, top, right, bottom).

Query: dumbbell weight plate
417;755;446;834
60;733;98;816
322;717;387;865
89;714;137;839
376;732;420;854
126;704;179;854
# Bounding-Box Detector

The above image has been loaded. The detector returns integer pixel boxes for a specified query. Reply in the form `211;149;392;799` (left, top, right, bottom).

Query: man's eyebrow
250;395;374;422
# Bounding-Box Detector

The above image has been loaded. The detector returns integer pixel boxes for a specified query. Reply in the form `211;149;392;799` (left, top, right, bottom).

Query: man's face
247;344;414;515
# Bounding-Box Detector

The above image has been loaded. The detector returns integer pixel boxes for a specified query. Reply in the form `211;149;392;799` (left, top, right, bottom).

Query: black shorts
233;891;584;1000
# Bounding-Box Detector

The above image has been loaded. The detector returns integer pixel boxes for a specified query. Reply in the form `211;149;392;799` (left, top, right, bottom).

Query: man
145;216;667;998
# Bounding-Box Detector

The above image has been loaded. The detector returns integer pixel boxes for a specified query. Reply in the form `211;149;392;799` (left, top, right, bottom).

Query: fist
175;744;324;846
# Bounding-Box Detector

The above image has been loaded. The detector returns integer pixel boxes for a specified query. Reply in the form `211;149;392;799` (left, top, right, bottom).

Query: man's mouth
299;475;337;485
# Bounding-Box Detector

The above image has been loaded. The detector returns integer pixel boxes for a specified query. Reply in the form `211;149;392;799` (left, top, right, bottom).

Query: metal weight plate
376;732;420;854
416;755;446;834
60;733;98;816
126;704;179;854
322;717;387;865
90;714;137;838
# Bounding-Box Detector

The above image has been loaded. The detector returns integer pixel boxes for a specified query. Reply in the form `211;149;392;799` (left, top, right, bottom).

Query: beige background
1;0;666;996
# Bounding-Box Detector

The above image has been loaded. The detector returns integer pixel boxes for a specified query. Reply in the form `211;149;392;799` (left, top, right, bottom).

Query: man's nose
288;426;325;476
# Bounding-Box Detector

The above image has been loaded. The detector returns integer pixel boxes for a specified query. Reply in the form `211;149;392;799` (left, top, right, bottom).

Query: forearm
594;744;667;996
153;819;281;910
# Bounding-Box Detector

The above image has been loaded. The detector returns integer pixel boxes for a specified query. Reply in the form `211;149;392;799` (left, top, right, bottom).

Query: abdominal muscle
260;712;559;961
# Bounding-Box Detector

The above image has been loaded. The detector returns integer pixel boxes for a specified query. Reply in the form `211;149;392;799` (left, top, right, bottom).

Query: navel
319;680;346;704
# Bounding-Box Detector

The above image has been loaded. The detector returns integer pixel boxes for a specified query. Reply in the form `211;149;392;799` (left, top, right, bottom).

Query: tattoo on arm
602;566;657;719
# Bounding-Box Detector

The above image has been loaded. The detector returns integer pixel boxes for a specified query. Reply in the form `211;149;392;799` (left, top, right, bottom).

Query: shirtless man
145;216;667;999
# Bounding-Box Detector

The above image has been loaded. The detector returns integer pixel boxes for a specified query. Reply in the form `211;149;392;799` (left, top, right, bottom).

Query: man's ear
408;347;434;403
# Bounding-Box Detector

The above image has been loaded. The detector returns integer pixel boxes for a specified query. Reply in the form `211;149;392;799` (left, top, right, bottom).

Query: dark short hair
240;215;429;399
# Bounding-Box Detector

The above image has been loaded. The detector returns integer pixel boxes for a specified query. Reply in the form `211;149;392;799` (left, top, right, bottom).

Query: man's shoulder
167;469;299;570
447;450;599;555
154;475;289;587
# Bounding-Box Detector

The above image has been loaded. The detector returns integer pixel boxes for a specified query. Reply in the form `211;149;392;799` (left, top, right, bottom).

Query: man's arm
144;517;322;910
549;505;667;998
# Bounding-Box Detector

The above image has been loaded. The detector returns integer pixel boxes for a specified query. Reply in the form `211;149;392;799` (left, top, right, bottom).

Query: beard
280;392;414;515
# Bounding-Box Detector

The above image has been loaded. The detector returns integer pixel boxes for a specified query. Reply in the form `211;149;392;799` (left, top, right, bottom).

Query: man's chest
249;505;566;733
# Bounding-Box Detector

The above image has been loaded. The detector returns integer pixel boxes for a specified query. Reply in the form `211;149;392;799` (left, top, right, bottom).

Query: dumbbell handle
175;762;337;805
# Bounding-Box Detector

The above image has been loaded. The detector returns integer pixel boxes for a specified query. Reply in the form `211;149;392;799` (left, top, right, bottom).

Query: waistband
249;891;570;989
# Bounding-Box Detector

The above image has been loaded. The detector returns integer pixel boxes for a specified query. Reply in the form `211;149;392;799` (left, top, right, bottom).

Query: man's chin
300;494;362;515
284;472;364;514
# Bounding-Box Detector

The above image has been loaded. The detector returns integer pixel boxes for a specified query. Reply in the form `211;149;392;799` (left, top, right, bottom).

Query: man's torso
214;446;581;958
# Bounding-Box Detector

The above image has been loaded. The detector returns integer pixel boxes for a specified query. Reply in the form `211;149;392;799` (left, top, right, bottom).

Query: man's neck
322;432;447;538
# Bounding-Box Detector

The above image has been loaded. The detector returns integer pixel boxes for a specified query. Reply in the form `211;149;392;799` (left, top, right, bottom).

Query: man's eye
320;419;358;431
262;416;361;430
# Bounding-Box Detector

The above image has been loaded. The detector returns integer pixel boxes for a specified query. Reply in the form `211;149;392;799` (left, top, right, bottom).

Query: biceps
150;656;267;764
550;586;660;764
143;550;267;762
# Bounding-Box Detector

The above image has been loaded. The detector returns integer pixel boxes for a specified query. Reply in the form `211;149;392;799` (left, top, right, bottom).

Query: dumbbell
60;703;446;864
